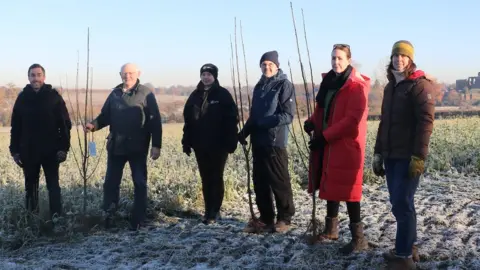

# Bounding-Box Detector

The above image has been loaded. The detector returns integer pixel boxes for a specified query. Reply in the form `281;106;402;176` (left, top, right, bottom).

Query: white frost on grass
1;174;480;270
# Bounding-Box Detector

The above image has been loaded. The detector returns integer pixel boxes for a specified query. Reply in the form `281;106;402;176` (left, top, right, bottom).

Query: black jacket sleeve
55;93;72;152
182;93;194;148
145;92;162;148
221;89;239;153
91;93;112;130
9;94;23;156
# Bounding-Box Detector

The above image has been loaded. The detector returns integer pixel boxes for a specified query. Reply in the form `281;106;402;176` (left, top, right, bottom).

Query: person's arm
145;92;162;149
222;90;239;152
411;81;435;160
256;80;295;129
182;93;194;148
9;94;22;156
323;84;367;142
91;93;112;130
56;94;72;152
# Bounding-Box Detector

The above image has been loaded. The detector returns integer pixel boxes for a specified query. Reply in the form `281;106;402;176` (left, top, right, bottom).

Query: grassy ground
0;117;479;255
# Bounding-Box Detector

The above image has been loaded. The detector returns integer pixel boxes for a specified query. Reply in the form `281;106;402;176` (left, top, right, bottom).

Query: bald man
85;63;162;230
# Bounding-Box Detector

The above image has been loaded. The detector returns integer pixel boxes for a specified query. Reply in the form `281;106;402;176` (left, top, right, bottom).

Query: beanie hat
259;50;279;67
391;40;414;61
200;63;218;79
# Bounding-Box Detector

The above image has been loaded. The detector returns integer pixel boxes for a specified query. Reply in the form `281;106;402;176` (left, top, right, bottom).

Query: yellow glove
408;156;425;179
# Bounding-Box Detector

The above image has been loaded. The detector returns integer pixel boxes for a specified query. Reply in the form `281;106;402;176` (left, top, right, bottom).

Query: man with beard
9;63;72;219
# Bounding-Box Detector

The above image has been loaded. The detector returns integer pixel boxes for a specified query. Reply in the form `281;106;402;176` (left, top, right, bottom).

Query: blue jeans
385;158;420;257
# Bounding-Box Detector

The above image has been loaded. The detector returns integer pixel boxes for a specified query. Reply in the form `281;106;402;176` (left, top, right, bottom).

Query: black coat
92;79;162;156
9;84;72;160
182;81;239;153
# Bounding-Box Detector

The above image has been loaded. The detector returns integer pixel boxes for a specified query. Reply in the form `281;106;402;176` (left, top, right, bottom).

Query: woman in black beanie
181;63;239;224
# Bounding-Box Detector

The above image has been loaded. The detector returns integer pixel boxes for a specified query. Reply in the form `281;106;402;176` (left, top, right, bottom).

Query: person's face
201;72;215;86
392;54;410;72
120;64;140;86
28;67;45;90
331;49;351;74
261;61;278;78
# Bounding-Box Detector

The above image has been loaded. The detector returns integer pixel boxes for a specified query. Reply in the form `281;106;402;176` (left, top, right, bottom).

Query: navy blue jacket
241;69;295;148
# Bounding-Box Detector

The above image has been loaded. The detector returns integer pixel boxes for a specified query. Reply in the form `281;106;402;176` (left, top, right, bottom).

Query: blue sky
1;0;478;89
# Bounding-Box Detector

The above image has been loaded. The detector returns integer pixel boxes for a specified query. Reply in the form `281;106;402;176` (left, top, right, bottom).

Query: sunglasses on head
333;44;350;49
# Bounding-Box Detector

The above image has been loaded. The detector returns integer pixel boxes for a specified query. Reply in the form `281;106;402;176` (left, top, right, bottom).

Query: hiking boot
339;222;369;254
383;245;420;262
318;217;339;241
243;218;274;233
274;220;291;233
202;212;221;225
386;257;416;270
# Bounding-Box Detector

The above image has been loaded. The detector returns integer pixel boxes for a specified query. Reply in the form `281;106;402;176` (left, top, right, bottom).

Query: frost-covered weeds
0;117;479;269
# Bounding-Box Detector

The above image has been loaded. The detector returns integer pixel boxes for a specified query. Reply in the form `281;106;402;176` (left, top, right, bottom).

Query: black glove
57;151;67;163
304;120;315;134
238;132;247;145
183;145;192;156
308;134;326;151
13;153;23;167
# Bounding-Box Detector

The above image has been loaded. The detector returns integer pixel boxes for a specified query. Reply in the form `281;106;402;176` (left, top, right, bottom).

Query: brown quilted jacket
374;70;435;160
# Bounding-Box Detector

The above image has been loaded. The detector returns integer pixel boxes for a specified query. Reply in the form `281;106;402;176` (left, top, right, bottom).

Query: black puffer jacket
182;81;239;153
92;79;162;155
9;84;72;160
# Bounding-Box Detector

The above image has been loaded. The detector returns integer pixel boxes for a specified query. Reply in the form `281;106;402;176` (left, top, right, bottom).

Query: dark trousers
194;150;229;219
103;152;148;224
22;154;62;217
326;201;361;223
252;146;295;224
385;158;420;257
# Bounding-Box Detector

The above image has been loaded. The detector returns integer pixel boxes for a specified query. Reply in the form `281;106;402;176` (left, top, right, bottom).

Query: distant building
456;72;480;91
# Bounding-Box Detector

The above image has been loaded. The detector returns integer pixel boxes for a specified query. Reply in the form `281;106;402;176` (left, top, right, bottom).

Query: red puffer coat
307;68;370;202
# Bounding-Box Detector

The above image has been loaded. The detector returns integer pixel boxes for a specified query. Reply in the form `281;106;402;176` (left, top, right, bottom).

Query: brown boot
383;245;420;262
243;218;274;233
274;220;291;233
318;217;339;241
339;222;369;254
386;257;416;270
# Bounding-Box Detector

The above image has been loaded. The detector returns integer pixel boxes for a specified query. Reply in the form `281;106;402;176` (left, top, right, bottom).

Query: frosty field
1;118;480;269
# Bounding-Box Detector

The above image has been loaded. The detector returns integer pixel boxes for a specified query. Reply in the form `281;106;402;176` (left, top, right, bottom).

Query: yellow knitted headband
391;40;414;61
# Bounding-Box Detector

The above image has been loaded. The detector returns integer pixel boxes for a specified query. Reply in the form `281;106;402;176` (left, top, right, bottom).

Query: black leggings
326;200;361;223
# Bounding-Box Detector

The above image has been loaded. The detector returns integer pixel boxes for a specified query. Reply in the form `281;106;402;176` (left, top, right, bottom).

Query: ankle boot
339;222;369;254
318;217;339;241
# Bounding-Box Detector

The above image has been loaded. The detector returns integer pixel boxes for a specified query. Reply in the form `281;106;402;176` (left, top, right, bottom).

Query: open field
0;118;480;269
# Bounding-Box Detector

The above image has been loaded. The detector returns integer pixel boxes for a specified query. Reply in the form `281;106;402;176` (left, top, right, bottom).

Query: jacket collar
114;79;141;92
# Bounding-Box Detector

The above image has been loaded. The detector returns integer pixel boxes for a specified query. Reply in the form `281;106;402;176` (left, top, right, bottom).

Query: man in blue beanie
239;50;296;233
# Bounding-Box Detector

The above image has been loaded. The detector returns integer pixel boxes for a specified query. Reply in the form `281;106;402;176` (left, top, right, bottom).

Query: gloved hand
12;153;23;167
372;154;385;177
308;134;326;151
303;120;315;134
408;156;425;179
183;145;192;156
238;131;247;145
57;151;67;163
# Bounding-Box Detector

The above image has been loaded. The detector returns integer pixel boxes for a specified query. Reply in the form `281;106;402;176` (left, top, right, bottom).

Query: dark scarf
315;65;353;107
196;80;220;115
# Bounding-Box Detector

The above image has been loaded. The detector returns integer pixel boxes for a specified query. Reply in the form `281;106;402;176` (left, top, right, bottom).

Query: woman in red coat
304;44;370;254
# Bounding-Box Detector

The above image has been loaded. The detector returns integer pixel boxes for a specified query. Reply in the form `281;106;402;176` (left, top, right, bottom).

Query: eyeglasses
333;44;350;49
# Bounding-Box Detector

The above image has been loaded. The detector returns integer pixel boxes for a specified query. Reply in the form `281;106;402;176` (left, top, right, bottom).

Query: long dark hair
386;58;417;81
